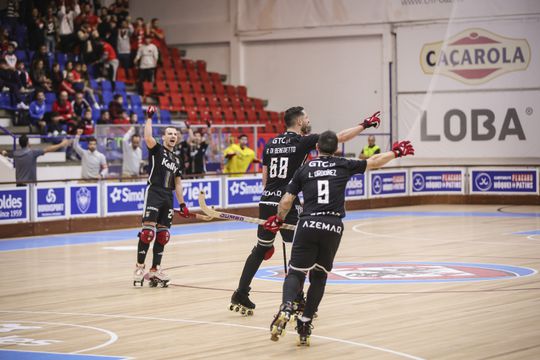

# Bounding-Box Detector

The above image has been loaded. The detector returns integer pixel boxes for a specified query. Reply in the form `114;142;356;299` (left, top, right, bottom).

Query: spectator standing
44;7;57;53
223;134;260;176
122;126;142;177
358;135;381;160
149;18;166;52
13;134;70;185
134;35;158;93
116;20;133;77
74;128;108;179
58;0;81;52
188;122;214;176
100;39;118;81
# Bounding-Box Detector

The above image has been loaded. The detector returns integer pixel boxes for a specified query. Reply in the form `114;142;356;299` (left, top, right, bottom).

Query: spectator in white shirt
134;35;158;93
122;126;142;177
74;128;108;179
58;0;81;52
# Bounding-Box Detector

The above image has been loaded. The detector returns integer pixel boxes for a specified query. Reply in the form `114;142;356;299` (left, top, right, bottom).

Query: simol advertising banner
226;176;263;208
0;187;29;224
410;168;465;195
397;20;540;92
69;183;100;217
470;168;538;195
397;91;540;159
369;170;408;198
34;185;68;220
105;182;147;216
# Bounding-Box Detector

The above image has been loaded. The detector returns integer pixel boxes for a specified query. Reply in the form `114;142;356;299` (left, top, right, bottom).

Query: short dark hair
113;94;122;100
19;134;29;148
239;134;248;140
284;106;304;128
318;131;338;155
87;137;97;144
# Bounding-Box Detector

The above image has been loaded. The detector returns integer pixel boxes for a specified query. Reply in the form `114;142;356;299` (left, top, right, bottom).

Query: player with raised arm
264;131;414;345
229;106;381;315
133;106;190;287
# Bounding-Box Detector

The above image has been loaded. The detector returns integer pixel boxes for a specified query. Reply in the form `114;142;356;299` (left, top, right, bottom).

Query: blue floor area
1;210;539;252
514;230;540;235
0;350;126;359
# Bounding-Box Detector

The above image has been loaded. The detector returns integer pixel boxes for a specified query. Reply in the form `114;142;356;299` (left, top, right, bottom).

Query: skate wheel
240;308;246;315
229;304;234;311
247;309;254;316
234;306;240;312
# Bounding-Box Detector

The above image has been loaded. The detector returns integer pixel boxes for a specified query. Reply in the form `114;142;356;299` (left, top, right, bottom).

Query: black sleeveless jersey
147;142;182;190
262;132;319;197
286;156;367;218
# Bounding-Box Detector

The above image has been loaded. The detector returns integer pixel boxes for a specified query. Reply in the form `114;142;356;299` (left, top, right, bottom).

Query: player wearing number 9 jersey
229;106;382;314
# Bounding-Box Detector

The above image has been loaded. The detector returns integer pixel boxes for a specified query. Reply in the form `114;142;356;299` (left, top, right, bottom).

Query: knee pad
138;226;155;244
251;244;274;261
156;229;170;246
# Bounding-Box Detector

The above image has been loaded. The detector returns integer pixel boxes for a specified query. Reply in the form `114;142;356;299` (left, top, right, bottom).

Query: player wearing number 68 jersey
266;131;414;345
230;106;381;315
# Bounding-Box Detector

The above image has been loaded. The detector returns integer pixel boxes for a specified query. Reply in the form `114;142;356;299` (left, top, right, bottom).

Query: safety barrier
0;166;538;225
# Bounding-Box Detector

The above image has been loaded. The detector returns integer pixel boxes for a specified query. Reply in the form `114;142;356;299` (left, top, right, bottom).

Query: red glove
263;215;283;234
178;202;190;218
360;111;381;129
392;140;415;158
146;105;157;119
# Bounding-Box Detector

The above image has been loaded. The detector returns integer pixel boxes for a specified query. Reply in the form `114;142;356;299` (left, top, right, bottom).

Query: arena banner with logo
396;21;540;92
104;182;147;216
173;178;222;210
469;168;538;195
0;187;29;224
397;91;540;159
69;183;100;218
369;170;408;198
34;185;68;221
410;168;465;195
345;174;367;200
225;175;263;208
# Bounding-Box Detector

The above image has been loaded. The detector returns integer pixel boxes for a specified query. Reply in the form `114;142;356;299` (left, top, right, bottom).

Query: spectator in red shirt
60;72;77;97
100;40;118;81
149;18;166;52
53;90;75;124
130;17;145;54
77;3;100;29
81;108;95;135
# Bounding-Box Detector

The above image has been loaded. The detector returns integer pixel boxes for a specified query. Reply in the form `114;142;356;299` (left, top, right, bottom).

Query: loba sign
398;91;539;158
420;28;530;85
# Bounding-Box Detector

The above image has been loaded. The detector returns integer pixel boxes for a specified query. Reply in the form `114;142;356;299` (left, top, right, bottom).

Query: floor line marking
0;310;425;360
0;319;118;354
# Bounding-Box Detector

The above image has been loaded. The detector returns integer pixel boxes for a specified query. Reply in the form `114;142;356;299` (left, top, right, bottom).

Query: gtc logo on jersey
420;28;530;84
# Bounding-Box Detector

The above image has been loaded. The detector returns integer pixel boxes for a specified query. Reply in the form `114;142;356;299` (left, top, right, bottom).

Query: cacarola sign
420;28;531;85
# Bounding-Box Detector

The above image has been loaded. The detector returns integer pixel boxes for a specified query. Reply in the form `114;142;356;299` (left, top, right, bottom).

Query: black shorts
142;185;174;228
257;195;302;244
289;215;343;273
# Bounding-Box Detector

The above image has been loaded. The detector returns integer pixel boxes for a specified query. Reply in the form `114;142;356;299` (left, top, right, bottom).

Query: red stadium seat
237;85;247;98
225;85;237;98
142;82;153;96
155;81;167;94
159;96;171;110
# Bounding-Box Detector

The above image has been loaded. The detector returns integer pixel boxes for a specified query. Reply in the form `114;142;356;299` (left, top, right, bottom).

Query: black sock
303;271;327;319
283;270;305;304
137;240;150;264
152;241;165;269
237;245;267;292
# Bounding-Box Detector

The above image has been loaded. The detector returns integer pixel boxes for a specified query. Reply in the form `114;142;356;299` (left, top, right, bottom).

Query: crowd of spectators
0;0;167;139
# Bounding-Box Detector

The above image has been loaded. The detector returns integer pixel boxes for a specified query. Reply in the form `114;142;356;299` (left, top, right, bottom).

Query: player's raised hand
177;203;190;218
206;119;212;128
360;111;381;129
184;120;191;129
146;105;157;119
263;215;284;234
392;140;415;158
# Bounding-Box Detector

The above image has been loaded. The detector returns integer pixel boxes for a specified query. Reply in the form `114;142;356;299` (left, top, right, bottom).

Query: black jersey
174;140;191;174
148;142;182;190
262;132;319;195
286;156;367;218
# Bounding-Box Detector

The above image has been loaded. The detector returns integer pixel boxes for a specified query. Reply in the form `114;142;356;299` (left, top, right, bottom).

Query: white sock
299;316;311;322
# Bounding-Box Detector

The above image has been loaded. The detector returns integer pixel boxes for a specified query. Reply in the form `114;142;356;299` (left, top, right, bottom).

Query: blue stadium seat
89;79;99;90
101;81;112;92
0;93;12;110
130;94;142;107
15;50;27;63
115;81;126;92
160;110;171;124
56;52;68;67
101;91;113;107
45;92;56;104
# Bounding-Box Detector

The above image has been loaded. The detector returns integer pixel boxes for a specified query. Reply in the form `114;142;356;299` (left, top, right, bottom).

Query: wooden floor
1;204;539;360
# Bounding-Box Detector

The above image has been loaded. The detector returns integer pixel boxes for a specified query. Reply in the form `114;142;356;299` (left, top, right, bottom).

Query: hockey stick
174;210;213;221
282;242;288;275
197;192;297;230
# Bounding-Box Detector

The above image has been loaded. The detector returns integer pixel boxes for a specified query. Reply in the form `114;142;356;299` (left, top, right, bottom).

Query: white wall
179;43;231;81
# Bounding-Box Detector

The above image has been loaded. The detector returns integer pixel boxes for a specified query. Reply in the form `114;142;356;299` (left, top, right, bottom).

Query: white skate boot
145;267;170;287
133;264;145;287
